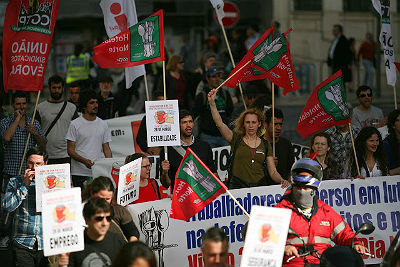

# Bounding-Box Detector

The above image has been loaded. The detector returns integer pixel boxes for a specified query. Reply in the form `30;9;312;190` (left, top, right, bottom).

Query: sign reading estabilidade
145;100;180;147
35;163;71;212
117;157;142;206
42;187;84;256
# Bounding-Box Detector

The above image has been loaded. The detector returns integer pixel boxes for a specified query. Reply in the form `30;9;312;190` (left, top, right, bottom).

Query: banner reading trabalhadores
128;176;400;266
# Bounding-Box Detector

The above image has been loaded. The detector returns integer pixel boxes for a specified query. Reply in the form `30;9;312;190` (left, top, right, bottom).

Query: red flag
223;27;299;95
395;62;400;73
93;10;164;69
170;148;227;221
2;0;59;92
296;70;350;138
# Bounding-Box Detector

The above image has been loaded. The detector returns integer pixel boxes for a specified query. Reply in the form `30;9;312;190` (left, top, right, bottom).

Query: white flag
371;0;396;86
100;0;146;88
210;0;225;25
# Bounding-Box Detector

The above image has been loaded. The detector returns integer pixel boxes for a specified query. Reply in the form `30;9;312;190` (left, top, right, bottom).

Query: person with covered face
276;158;369;266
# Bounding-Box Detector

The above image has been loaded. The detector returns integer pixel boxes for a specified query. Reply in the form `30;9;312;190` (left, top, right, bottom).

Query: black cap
206;66;222;77
98;74;113;83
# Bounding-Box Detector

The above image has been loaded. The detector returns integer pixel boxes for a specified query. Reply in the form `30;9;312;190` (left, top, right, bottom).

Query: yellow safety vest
66;54;90;84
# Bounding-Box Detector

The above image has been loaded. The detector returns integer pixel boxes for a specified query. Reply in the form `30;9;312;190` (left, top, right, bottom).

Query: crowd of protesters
0;23;399;267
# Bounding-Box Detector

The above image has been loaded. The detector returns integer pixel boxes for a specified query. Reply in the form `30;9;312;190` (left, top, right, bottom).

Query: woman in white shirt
345;126;388;178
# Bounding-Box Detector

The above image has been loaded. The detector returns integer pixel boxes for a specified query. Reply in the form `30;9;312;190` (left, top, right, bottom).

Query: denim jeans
362;59;374;88
199;133;229;148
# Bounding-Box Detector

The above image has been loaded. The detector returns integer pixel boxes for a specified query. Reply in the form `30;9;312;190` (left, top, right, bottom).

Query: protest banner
372;0;397;108
99;0;145;88
128;176;399;266
145;100;180;147
296;70;350;138
222;26;299;96
35;163;71;212
170;148;228;221
42;187;84;256
93;10;164;69
117;157;142;205
2;0;59;92
240;206;291;267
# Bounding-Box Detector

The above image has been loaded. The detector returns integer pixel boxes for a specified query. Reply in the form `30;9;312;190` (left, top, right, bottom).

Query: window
343;0;371;12
294;0;322;11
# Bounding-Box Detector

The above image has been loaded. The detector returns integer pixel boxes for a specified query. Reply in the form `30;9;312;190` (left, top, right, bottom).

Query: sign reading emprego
35;163;71;212
145;100;180;147
128;176;400;266
42;188;84;256
117;157;141;206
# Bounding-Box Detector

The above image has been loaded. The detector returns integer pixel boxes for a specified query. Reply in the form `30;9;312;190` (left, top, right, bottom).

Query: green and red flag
93;10;164;68
223;26;299;95
395;62;400;73
170;148;227;221
296;70;350;138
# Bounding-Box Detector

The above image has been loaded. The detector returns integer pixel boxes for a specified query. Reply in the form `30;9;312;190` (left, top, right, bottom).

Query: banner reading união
2;0;59;92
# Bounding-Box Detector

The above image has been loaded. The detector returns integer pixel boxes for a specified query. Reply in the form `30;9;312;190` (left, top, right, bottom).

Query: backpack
226;136;271;188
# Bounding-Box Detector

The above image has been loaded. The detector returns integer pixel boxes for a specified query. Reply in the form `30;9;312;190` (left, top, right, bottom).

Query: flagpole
348;123;361;177
162;60;168;160
18;90;41;175
190;148;251;218
220;25;247;110
215;60;252;91
144;73;150;101
272;83;275;157
393;86;397;109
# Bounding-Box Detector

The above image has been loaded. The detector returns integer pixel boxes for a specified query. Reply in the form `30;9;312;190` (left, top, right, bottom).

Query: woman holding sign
208;89;289;189
345;126;388;178
125;153;161;204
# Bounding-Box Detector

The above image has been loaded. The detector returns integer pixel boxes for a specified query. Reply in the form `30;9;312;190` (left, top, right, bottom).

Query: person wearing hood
276;158;368;267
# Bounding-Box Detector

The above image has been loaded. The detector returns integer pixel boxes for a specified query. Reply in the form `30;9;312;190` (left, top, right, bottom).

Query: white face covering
292;188;315;210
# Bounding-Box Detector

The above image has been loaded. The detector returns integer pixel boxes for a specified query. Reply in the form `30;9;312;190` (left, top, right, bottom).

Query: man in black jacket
327;24;352;82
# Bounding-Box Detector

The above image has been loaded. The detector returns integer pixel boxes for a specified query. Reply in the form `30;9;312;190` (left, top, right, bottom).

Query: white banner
128;176;400;266
42;188;84;257
241;206;291;267
99;0;145;88
106;114;144;158
145;100;181;147
35;164;71;212
117;157;141;205
372;0;397;86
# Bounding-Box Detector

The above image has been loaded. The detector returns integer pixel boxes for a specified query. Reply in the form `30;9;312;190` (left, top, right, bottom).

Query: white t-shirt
360;162;383;177
37;101;78;159
66;116;112;176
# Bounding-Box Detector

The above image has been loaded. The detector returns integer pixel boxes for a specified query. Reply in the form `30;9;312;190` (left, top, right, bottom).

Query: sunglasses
359;93;372;98
94;215;112;222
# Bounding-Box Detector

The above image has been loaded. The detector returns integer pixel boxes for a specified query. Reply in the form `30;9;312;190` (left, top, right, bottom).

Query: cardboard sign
117;157;142;205
42;187;84;256
145;100;180;147
35;163;71;212
240;206;291;267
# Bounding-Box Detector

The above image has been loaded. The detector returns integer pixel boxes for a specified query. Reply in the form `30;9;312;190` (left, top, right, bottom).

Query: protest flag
209;0;225;25
99;0;146;89
93;10;164;69
170;148;249;221
220;27;299;95
2;0;60;92
296;70;350;138
395;62;400;73
372;0;397;108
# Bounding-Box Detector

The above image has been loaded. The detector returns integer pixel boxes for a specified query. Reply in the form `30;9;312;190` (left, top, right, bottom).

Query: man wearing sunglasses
58;197;126;267
351;85;386;130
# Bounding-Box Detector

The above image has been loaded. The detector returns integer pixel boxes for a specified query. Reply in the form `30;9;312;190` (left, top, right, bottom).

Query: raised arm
207;89;233;143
